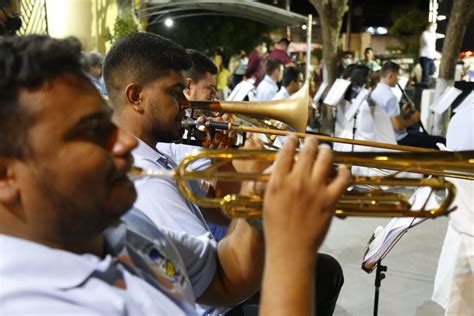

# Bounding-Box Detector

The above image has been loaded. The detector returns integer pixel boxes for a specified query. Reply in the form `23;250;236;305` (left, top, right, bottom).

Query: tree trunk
310;0;348;135
431;0;474;136
310;0;348;86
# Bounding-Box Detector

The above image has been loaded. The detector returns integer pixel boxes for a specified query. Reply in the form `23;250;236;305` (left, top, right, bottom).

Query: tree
389;9;428;55
309;0;348;134
147;16;274;60
104;17;139;45
309;0;348;86
431;0;474;136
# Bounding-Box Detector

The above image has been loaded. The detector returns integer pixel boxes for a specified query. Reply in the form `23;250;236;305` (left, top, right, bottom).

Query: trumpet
129;149;474;218
181;80;435;153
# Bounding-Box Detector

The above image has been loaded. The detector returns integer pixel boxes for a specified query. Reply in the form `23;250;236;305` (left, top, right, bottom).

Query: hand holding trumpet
263;137;351;251
260;137;350;315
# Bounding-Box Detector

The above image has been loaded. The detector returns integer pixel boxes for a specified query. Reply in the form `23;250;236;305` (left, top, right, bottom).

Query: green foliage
389;9;428;56
104;17;139;44
147;16;274;60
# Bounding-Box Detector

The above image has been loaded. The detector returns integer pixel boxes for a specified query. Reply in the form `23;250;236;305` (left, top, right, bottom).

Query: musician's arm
391;111;420;130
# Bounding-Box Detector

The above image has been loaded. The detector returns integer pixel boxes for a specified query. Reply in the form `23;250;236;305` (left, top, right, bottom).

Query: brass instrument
129;149;474;218
181;81;436;153
182;80;310;133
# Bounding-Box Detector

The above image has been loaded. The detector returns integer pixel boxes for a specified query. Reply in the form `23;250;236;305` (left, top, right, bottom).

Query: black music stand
362;217;429;316
351;110;359;152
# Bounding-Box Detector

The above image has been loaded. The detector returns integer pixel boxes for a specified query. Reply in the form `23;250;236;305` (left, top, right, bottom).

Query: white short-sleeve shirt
132;139;213;239
0;215;217;316
371;82;408;141
256;75;278;101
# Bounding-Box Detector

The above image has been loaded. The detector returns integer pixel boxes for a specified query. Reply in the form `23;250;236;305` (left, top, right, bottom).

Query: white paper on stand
453;90;474;113
312;82;328;108
228;79;255;101
391;76;409;103
345;88;370;121
323;79;351;107
430;86;463;114
361;187;439;272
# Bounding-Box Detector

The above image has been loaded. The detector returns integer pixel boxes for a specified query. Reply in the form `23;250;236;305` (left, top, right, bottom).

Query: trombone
180;80;435;153
129;149;474;219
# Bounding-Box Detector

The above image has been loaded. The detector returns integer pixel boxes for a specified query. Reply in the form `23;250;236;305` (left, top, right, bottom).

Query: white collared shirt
132;139;214;239
256;75;278;101
371;82;408;141
419;30;436;59
272;86;290;101
0;217;217;316
446;106;474;235
132;140;232;315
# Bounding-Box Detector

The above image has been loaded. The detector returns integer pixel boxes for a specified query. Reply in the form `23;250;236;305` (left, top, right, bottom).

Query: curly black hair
0;35;83;158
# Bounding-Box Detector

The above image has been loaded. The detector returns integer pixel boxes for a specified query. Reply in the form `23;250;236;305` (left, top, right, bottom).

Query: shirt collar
263;75;278;87
133;138;161;160
0;233;120;290
280;87;289;98
378;82;392;90
133;138;179;171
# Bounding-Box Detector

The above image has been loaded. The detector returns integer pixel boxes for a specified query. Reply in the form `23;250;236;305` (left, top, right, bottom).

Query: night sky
291;0;473;50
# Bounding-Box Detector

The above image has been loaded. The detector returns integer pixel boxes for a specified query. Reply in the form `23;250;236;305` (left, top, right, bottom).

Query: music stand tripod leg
373;259;387;316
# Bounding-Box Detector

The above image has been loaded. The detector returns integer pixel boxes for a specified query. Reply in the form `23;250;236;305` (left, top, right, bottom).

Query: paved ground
321;216;448;316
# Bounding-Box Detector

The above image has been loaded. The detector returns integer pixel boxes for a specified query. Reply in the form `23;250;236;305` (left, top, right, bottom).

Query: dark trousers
419;57;435;84
227;253;344;316
398;130;446;149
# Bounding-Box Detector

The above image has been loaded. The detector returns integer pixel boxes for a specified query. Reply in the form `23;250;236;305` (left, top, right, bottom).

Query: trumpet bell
182;80;310;132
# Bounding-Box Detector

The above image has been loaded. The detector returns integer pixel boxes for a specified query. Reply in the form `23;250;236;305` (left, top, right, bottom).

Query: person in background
432;104;474;315
337;51;354;78
184;48;217;101
272;66;303;101
268;37;294;66
356;47;381;72
83;51;107;97
344;65;370;101
245;41;267;86
255;58;283;101
0;0;21;36
213;47;223;69
216;63;231;101
371;61;445;149
169;48;234;243
231;50;248;89
419;22;437;85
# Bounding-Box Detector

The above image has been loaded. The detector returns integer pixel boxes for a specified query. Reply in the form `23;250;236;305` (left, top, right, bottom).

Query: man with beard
104;34;233;242
0;34;350;315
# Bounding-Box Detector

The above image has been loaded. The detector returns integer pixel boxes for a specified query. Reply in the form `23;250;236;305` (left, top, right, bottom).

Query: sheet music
345;88;369;121
228;79;255;101
312;82;328;108
430;86;463;114
453;90;474;113
323;79;351;107
391;76;409;102
361;187;439;272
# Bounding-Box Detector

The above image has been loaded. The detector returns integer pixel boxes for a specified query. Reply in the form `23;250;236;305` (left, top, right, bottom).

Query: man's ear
0;159;19;204
184;78;193;97
124;83;144;114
